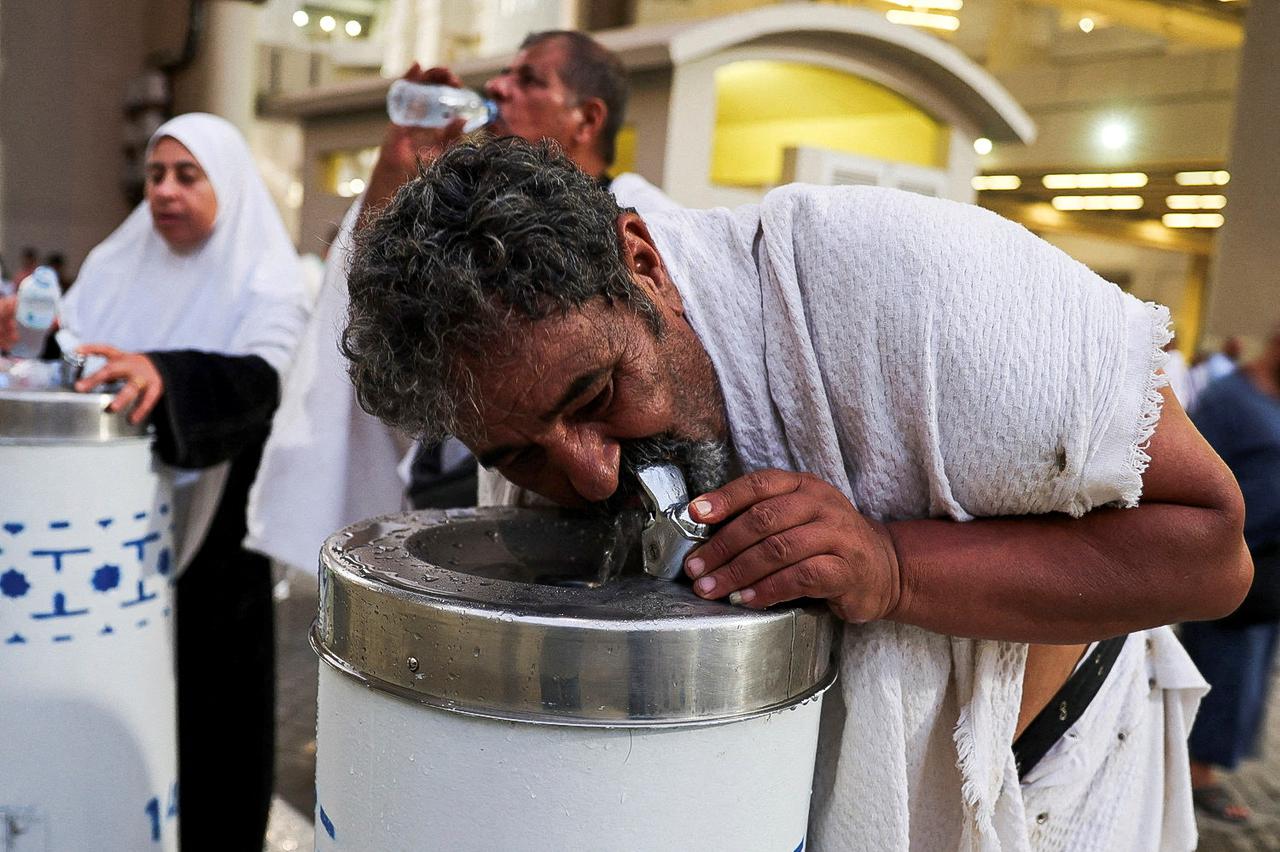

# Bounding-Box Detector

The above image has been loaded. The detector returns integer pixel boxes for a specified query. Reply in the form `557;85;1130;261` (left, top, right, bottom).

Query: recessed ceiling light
1098;120;1130;150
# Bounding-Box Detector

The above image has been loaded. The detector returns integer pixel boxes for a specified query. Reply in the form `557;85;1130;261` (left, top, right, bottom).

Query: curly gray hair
341;137;661;442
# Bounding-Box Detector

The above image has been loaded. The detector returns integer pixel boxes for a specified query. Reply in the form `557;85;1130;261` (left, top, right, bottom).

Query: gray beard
592;432;732;515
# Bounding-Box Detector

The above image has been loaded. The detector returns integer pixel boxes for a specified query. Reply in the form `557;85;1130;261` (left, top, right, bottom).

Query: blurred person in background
0;257;13;341
60;112;309;851
15;246;38;283
43;252;69;292
0;291;15;349
1186;336;1243;413
246;29;677;572
0;255;13;296
1181;324;1280;824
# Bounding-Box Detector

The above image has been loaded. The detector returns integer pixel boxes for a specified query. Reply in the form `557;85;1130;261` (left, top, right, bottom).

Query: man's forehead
454;306;622;439
516;39;569;79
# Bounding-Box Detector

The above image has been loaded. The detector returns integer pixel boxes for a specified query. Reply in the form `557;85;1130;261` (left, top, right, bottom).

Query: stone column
172;0;262;133
1204;0;1280;348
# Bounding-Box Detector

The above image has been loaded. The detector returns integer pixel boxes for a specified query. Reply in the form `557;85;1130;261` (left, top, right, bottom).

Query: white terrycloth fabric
630;184;1183;850
244;197;410;573
1020;627;1205;852
62;113;309;566
252;173;678;572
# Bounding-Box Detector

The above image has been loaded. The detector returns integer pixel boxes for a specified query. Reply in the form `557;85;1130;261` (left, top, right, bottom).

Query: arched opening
710;59;949;187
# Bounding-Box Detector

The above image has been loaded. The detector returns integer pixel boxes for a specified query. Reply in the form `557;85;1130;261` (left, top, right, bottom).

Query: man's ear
615;211;684;317
573;97;608;152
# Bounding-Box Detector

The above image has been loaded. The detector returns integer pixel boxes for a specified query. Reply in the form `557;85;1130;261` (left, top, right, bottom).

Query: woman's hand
0;295;17;351
74;344;164;425
683;469;904;624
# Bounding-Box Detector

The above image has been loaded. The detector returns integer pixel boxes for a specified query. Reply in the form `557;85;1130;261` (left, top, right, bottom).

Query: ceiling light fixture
1167;195;1227;210
1052;195;1144;211
1042;172;1147;189
885;0;964;9
1162;213;1224;228
1098;120;1130;150
1175;170;1230;186
885;10;961;31
971;175;1021;191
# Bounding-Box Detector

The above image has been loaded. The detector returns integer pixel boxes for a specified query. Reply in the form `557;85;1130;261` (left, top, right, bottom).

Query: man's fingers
735;555;848;609
686;493;820;579
692;525;825;600
689;469;807;524
422;66;463;88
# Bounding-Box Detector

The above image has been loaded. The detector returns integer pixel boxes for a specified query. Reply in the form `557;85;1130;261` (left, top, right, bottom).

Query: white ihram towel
641;184;1173;850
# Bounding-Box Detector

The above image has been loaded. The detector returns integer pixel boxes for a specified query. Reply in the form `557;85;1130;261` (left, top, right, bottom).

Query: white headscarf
62;113;309;567
62;113;306;373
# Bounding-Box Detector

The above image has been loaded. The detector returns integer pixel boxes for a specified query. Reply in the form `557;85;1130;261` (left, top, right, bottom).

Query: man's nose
546;427;619;503
483;75;508;101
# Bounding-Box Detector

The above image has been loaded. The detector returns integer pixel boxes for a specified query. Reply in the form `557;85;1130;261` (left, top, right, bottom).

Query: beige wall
1204;0;1280;349
0;0;159;276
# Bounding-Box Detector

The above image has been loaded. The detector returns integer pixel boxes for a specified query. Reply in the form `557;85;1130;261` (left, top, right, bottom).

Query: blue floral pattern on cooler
1;502;174;646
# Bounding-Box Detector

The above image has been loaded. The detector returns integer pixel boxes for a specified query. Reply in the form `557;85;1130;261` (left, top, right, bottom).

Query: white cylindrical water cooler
0;371;178;850
313;509;837;852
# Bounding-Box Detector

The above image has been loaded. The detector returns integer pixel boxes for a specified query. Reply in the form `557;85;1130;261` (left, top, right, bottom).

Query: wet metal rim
311;622;838;729
314;509;838;728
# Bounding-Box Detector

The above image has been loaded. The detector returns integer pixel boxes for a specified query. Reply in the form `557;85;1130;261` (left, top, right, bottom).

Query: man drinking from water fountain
340;137;1250;851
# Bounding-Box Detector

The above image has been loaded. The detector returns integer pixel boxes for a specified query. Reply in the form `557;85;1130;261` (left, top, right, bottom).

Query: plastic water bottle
387;80;497;133
11;265;60;357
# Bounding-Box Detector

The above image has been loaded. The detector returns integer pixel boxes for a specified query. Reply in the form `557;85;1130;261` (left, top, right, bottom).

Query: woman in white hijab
60;112;308;851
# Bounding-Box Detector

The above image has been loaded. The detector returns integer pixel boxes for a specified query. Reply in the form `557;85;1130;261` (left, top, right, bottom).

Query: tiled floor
265;564;1280;850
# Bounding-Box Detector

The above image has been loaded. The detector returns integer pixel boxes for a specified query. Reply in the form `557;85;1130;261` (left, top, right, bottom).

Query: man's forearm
887;501;1251;644
357;159;413;231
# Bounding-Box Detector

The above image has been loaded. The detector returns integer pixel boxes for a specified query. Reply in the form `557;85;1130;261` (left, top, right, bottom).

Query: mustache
589;432;731;516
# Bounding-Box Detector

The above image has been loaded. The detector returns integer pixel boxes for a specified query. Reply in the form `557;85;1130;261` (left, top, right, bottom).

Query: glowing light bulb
1079;17;1095;33
319;15;336;32
973;137;993;156
1098;120;1129;150
292;10;309;27
345;20;362;37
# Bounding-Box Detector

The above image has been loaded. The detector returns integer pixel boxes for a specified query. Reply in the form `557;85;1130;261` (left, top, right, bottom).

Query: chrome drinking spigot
59;351;87;389
635;463;711;580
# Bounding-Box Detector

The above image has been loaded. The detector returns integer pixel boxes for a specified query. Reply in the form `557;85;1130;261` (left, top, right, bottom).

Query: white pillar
1204;0;1280;347
173;0;261;133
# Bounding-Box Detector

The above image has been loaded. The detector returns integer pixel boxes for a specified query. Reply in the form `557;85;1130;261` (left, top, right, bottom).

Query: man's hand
0;295;16;351
74;344;165;426
360;63;467;227
684;469;903;623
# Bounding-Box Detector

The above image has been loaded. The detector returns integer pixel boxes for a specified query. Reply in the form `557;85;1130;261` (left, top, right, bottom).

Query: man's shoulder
610;172;681;215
